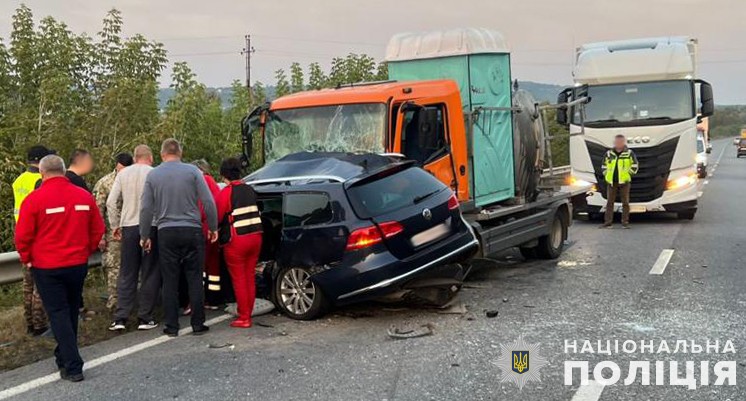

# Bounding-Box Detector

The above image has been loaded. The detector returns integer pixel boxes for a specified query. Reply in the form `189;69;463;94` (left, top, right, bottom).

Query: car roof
244;152;408;190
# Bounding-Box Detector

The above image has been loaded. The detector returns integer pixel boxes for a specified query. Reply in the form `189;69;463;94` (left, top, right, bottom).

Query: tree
290;62;304;93
252;81;267;106
274;68;289;98
307;62;326;90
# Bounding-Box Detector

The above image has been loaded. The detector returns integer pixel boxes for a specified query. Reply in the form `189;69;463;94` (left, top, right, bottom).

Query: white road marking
0;314;232;400
704;180;709;185
649;249;675;275
697;191;703;198
571;379;606;401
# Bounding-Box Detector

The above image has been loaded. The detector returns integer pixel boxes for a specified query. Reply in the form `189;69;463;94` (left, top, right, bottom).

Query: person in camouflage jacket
93;153;133;310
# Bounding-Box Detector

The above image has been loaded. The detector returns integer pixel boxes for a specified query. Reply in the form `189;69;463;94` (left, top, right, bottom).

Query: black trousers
32;264;87;375
114;226;161;322
158;227;206;331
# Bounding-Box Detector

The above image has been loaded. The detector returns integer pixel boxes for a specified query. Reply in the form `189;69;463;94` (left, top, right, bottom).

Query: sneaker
137;320;159;331
598;223;612;229
192;325;210;336
31;327;50;337
163;327;179;337
182;306;192;316
204;305;219;311
622;224;631;229
230;319;252;329
61;372;84;382
108;320;126;332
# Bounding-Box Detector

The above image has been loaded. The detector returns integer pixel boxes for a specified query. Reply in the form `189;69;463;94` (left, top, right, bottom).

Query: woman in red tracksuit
216;158;263;328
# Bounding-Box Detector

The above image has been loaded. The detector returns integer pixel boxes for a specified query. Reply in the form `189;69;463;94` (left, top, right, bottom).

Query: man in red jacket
15;155;105;383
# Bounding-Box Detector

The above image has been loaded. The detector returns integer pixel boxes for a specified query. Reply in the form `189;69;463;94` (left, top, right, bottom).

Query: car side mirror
556;88;571;126
698;80;714;117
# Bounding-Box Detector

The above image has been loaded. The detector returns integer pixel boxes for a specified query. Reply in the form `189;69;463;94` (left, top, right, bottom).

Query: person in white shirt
106;145;161;332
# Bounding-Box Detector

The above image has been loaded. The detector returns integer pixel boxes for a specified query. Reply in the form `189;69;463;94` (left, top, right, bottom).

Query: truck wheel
536;212;566;259
519;247;537;260
677;210;696;220
273;266;329;320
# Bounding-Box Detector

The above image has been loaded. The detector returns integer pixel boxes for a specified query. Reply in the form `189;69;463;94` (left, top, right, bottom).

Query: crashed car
245;152;479;320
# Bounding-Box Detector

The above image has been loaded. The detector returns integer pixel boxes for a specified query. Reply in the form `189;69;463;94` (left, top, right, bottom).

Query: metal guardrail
0;165;572;286
0;252;101;285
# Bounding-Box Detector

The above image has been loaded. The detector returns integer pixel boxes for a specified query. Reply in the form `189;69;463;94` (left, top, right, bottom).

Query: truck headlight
666;173;697;190
568;176;597;192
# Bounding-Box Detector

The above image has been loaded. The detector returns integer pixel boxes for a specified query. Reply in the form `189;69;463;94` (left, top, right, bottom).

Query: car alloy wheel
279;267;317;316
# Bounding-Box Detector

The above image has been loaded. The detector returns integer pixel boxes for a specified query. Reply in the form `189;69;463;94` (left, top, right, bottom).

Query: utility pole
241;34;255;105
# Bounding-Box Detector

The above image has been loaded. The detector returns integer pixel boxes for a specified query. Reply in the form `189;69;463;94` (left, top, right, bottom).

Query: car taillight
447;193;459;210
346;221;403;251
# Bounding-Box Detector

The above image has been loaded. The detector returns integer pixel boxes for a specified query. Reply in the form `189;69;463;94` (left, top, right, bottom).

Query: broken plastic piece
387;323;434;339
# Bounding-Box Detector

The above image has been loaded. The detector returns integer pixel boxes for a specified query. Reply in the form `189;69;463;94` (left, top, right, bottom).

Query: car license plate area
410;218;451;248
629;205;646;213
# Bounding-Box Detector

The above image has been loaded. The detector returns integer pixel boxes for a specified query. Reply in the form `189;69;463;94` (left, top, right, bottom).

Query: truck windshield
264;103;387;162
574;80;694;127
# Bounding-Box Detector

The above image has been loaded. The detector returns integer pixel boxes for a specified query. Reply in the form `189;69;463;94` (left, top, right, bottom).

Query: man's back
15;176;104;268
139;161;217;235
109;164;152;228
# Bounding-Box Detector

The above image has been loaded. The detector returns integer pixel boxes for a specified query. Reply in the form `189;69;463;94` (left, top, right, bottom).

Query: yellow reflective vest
602;148;639;185
13;170;42;222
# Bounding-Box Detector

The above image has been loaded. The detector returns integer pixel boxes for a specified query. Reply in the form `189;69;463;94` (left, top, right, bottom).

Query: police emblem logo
496;336;549;390
512;351;529;374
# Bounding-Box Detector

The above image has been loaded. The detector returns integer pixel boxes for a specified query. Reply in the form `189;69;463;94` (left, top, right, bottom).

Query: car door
276;192;349;268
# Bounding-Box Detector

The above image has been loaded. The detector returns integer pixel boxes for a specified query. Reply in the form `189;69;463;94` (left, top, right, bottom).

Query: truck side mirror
418;108;440;150
556;88;571;126
241;105;266;169
698;80;714;117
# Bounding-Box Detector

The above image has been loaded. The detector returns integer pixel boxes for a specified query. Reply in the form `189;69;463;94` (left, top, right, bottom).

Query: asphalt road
1;139;744;401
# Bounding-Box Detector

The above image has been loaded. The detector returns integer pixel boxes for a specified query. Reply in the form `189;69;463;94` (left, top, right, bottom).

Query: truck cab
244;80;471;203
559;37;714;220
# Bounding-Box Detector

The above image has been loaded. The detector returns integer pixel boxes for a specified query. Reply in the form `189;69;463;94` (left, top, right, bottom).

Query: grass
0;268;120;373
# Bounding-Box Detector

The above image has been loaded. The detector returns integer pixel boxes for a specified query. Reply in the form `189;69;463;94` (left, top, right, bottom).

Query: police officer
600;134;639;229
12;145;54;336
93;153;133;311
15;155;105;382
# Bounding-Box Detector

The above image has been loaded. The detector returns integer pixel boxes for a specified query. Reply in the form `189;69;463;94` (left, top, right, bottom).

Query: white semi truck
557;37;714;220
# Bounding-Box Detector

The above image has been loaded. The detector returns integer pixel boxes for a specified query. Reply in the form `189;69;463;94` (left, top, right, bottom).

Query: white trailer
557;37;714;220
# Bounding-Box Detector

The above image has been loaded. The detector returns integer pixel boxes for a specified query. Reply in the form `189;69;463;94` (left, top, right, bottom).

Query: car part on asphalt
386;323;435;340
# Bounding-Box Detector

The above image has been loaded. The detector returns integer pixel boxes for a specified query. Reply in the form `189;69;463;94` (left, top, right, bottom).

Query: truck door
392;102;458;192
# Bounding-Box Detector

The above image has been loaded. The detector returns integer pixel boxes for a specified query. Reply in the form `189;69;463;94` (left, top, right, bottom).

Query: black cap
115;153;134;167
27;145;56;163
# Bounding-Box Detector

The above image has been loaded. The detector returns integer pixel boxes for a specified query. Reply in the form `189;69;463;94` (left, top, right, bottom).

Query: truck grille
586;137;679;203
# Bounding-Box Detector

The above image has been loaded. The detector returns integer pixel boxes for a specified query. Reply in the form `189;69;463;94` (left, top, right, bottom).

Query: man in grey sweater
107;145;161;332
139;138;218;336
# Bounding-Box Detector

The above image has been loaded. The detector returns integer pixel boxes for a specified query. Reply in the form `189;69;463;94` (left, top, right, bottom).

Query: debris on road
485;310;499;318
387;323;434;339
523;305;536;309
438;302;467;314
254;322;274;328
502;298;508;303
208;343;235;350
693;280;704;285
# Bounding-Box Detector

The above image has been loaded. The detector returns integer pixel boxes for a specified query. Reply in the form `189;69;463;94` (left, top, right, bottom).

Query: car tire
677;210;696;220
519;246;537;260
536;212;566;260
273;266;329;320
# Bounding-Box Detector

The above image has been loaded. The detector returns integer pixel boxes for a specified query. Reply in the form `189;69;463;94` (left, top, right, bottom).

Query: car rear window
347;167;447;218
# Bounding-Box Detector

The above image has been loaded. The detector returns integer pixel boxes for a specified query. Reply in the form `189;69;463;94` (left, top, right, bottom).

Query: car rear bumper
316;222;479;304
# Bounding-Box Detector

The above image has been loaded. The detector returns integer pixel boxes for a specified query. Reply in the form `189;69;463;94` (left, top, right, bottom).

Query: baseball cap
27;145;56;163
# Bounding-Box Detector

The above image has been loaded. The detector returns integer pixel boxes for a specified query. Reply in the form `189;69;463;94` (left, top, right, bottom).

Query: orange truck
241;28;589;259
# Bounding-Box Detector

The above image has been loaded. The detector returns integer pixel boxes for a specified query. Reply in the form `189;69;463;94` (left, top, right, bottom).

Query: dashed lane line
570;379;606;401
0;314;232;400
649;249;675;275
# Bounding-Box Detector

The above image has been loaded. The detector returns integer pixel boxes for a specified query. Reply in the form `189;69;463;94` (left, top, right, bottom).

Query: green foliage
274;69;289;98
710;106;746;139
289;62;304;93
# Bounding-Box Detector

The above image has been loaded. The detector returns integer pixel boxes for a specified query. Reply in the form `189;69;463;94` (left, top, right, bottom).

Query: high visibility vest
603;149;638;185
12;171;41;222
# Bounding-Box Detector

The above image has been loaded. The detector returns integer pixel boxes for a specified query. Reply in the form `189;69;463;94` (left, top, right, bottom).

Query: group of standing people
13;138;264;382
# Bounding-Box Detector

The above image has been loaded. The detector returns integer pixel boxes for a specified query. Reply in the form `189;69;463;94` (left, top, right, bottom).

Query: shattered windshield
264;103;387;162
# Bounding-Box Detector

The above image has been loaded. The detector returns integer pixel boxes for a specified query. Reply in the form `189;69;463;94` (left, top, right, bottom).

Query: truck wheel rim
279;268;316;315
551;218;563;250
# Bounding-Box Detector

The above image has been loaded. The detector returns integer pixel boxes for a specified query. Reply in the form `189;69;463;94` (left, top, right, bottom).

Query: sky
1;0;746;104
